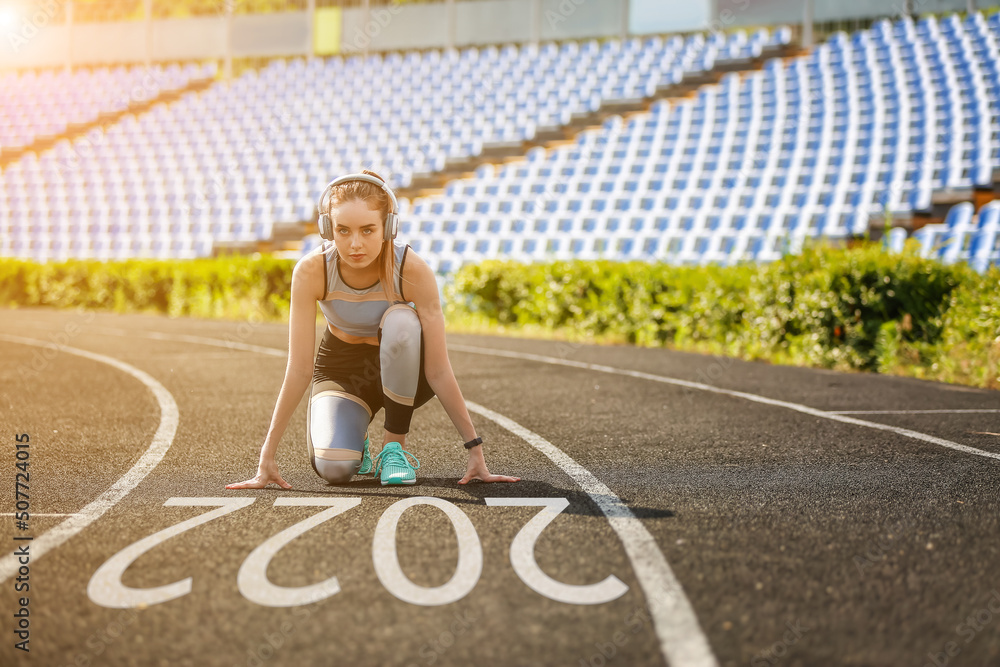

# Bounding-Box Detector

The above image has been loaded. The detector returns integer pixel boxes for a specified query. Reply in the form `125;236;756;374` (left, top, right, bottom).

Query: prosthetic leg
306;380;371;484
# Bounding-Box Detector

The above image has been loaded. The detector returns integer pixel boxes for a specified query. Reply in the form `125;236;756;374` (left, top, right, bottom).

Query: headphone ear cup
319;213;332;241
385;212;398;241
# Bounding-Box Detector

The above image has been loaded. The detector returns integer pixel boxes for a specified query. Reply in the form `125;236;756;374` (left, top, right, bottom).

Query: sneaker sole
381;478;416;486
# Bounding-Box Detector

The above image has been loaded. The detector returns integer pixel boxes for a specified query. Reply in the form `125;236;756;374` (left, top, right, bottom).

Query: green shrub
2;245;996;389
445;242;999;389
0;255;295;322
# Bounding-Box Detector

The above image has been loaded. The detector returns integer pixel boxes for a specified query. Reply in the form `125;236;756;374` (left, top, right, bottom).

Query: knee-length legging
306;304;436;483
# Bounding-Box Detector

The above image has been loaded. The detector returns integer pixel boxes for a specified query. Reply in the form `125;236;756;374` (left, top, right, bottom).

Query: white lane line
82;326;287;358
0;333;179;585
64;326;717;666
468;401;718;667
829;409;1000;415
449;344;1000;463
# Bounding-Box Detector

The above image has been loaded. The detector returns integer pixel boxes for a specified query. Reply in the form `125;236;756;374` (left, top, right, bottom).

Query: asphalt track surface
1;306;999;667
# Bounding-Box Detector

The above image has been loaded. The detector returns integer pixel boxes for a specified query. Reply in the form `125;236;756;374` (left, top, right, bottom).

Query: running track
1;306;999;667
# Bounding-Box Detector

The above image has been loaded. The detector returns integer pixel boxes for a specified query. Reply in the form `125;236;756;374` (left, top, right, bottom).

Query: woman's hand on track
458;448;520;484
225;460;292;490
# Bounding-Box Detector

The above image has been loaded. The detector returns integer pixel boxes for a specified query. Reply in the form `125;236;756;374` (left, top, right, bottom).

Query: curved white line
449;344;1000;463
16;322;992;663
61;326;717;666
467;401;718;667
830;409;1000;415
84;326;287;358
0;333;179;584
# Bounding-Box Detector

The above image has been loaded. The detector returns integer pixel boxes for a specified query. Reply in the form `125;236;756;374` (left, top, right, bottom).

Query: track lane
2;308;999;666
0;310;670;667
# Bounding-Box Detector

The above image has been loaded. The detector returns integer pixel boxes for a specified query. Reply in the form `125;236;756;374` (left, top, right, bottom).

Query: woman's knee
379;305;421;358
307;391;371;484
313;459;358;485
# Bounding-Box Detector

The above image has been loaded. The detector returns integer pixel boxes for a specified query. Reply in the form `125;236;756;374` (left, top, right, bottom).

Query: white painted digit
88;497;256;608
485;498;629;605
372;496;482;606
237;498;362;607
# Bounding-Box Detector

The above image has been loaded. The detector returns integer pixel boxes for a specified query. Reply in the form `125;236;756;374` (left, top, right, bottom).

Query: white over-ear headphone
317;173;400;243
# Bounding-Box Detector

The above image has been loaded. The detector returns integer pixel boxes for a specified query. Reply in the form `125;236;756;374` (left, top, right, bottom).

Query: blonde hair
321;169;404;303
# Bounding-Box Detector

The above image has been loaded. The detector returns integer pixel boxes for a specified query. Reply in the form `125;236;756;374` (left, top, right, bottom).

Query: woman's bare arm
226;252;324;489
403;251;520;484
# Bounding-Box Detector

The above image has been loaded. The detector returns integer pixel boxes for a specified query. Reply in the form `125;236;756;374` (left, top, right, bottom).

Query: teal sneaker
373;442;420;485
357;434;374;476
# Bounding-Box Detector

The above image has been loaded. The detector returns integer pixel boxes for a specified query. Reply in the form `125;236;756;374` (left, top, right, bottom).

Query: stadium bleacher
403;12;1000;271
912;199;1000;269
0;62;214;153
0;14;998;272
0;28;786;262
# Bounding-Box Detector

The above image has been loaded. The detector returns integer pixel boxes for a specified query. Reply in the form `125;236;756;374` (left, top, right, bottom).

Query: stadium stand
0;14;998;273
0;28;786;262
912;199;1000;269
401;12;1000;271
0;62;215;155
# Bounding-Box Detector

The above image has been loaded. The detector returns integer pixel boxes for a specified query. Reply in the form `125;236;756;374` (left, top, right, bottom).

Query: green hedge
444;242;1000;390
0;254;293;322
1;243;997;389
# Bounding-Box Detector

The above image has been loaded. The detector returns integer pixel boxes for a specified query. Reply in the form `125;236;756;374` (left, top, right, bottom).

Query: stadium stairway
0;69;217;170
396;38;804;200
1;29;798;263
382;13;1000;271
907;165;1000;234
258;33;801;258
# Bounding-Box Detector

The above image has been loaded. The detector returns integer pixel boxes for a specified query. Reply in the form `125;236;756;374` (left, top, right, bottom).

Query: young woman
226;170;519;489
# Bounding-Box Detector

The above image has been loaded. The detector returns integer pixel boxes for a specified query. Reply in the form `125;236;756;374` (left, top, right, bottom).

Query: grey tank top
317;239;411;338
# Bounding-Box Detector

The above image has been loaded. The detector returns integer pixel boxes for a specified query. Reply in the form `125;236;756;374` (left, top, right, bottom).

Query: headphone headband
317;173;400;243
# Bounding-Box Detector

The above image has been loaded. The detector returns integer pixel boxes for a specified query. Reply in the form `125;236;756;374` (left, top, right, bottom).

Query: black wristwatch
463;437;483;450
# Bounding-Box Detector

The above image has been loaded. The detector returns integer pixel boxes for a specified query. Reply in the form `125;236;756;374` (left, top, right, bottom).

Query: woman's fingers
485;474;520;483
225;475;292;490
458;472;521;484
225;478;265;489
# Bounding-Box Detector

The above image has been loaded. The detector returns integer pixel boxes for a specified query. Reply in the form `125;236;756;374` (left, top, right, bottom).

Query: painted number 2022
87;497;628;609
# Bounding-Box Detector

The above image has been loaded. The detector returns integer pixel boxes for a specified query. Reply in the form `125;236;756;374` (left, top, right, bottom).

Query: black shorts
312;326;436;428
